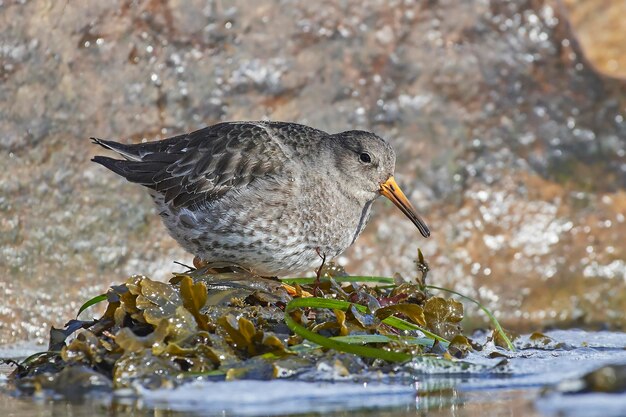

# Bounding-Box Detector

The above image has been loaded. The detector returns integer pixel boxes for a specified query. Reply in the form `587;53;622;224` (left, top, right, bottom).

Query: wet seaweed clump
6;254;514;398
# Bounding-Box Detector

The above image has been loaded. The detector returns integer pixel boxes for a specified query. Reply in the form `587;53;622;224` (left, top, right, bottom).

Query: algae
6;261;514;398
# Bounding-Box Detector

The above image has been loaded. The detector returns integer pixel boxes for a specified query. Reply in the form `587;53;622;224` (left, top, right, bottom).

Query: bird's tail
91;137;143;161
91;155;165;186
91;138;160;185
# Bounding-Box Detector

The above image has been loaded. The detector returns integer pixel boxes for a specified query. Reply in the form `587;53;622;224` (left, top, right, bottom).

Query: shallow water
1;0;625;347
1;330;624;417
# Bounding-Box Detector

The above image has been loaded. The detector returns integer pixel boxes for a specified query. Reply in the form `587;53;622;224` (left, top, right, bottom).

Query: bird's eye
359;152;372;164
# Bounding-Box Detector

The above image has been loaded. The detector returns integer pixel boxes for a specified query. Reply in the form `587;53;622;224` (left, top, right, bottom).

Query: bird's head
330;130;430;238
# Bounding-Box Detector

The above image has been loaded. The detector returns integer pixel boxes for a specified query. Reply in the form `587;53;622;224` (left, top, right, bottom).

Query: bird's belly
194;231;320;276
153;191;372;276
300;198;374;259
155;199;320;276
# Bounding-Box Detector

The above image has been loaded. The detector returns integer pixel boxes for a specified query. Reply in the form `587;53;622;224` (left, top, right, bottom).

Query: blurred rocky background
1;0;624;344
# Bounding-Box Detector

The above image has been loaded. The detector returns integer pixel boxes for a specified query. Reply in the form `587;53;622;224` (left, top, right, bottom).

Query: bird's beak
379;176;431;238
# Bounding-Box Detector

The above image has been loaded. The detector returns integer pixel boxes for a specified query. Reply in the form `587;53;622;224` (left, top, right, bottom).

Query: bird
92;121;430;277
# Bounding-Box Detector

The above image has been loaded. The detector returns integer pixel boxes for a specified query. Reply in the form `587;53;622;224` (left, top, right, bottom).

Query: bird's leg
313;248;327;296
193;257;312;297
192;257;242;275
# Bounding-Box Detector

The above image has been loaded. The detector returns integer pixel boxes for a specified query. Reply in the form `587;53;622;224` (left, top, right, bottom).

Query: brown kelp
7;256;513;397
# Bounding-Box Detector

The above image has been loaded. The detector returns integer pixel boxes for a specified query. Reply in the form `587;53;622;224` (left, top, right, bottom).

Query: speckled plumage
92;121;429;276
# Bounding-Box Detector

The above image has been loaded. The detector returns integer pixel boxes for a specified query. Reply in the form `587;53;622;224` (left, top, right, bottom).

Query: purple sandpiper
92;121;430;276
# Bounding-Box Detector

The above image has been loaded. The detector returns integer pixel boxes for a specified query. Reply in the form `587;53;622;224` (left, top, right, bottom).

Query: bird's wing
94;122;294;208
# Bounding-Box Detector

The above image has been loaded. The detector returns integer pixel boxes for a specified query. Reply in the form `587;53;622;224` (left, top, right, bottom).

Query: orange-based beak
379;176;430;238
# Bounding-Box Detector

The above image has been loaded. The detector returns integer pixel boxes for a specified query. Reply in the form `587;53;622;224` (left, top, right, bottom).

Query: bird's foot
281;283;312;298
193;257;311;297
192;257;247;274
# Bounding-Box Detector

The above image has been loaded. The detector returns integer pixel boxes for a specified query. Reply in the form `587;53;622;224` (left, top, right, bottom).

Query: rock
0;0;624;344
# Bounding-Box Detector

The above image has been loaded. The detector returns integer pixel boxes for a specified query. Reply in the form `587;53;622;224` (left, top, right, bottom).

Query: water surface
2;330;624;417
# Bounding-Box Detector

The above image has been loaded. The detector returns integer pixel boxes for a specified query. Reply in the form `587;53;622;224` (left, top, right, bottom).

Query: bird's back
92;121;328;209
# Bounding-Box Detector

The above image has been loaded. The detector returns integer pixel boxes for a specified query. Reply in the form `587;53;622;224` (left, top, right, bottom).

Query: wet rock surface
563;0;626;78
1;0;625;344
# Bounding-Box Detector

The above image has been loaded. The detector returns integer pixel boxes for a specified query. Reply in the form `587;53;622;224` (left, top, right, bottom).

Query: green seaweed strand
76;293;107;318
284;296;450;362
284;312;413;362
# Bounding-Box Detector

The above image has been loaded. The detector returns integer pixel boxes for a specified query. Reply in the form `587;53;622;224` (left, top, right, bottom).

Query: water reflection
1;381;540;417
3;329;625;417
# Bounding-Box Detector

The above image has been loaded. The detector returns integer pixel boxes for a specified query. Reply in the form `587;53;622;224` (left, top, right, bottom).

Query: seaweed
7;256;514;397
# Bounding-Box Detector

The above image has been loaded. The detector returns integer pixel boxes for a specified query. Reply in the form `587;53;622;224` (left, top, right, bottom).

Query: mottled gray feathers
92;122;314;208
